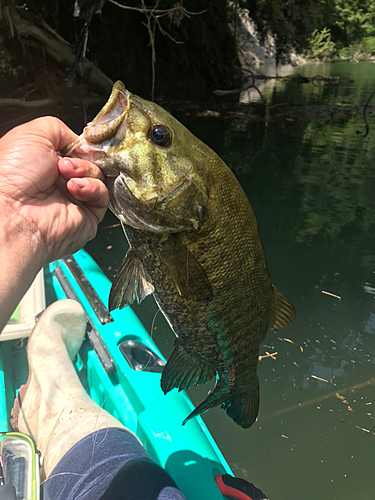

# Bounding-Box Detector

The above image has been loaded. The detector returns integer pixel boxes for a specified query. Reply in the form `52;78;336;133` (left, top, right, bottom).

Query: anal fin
270;285;296;330
161;340;215;394
109;249;154;311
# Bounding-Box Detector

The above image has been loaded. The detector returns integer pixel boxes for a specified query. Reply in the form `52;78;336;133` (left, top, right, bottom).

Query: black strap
0;484;17;500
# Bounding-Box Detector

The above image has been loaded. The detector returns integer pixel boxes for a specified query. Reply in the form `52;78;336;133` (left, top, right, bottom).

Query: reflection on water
249;60;375;108
89;63;375;500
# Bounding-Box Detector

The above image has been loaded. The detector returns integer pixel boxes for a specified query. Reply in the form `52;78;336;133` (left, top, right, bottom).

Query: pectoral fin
109;249;154;311
157;235;213;301
270;285;296;330
161;339;216;394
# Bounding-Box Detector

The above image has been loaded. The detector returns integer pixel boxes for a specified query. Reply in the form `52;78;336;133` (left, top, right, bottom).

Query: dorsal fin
270;285;296;330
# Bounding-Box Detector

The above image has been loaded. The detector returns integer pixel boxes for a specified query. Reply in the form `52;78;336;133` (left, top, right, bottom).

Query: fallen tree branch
362;87;375;137
0;97;54;108
214;74;354;97
4;5;113;96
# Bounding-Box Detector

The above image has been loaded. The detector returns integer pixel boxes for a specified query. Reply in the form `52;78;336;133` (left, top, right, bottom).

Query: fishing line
40;471;86;497
89;425;111;470
89;386;120;468
150;308;160;342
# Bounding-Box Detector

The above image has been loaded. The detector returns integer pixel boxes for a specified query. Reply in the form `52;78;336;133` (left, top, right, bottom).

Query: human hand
0;116;109;267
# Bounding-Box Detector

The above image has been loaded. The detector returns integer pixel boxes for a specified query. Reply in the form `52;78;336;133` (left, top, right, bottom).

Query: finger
30;116;80;151
66;177;109;222
58;157;106;183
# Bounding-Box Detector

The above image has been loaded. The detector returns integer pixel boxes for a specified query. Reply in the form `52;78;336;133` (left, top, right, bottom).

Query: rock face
230;6;276;71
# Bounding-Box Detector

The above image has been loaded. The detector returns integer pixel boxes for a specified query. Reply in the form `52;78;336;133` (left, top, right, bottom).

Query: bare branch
108;0;205;99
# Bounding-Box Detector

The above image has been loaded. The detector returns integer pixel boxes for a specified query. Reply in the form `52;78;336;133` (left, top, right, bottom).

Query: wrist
0;196;45;268
0;198;45;331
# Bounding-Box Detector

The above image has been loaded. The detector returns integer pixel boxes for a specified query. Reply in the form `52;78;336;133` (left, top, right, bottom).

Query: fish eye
148;125;171;147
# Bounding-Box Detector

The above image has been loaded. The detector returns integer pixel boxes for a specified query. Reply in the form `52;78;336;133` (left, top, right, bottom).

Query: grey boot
11;299;131;478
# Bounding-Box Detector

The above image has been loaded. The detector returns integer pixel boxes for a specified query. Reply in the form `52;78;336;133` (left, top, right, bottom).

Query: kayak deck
0;249;232;500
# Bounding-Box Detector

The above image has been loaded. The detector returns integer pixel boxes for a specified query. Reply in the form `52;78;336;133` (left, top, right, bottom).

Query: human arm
0;116;109;331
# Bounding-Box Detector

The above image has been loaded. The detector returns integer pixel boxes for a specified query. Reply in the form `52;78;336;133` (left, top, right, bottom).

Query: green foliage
361;36;375;53
238;0;375;59
239;0;325;61
338;42;372;61
328;0;375;45
309;28;336;60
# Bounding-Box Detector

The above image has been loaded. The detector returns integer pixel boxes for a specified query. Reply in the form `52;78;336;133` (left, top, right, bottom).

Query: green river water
86;62;375;500
2;61;374;499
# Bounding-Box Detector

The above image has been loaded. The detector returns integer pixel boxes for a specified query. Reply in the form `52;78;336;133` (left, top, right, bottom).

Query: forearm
0;201;43;332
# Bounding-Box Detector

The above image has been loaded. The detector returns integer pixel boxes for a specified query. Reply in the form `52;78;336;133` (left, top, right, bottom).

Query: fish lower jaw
67;137;111;164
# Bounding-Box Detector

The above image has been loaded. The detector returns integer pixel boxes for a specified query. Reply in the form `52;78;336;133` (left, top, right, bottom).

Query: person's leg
43;428;184;500
11;300;185;499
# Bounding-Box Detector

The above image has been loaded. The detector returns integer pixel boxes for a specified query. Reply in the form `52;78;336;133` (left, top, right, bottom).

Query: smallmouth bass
66;81;296;428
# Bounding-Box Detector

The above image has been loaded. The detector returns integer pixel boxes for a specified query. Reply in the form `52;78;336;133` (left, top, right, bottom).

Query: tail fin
223;382;260;428
182;379;260;429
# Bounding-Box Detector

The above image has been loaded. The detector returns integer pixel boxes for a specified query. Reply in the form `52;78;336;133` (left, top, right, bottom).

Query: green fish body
67;81;295;428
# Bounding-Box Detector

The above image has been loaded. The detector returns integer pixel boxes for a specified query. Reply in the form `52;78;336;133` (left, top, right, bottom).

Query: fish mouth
61;81;129;173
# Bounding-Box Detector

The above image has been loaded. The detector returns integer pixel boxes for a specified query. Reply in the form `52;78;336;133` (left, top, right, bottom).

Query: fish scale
67;80;296;428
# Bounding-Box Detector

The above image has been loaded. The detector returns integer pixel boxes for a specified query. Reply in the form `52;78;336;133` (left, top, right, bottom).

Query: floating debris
267;378;375;418
107;245;113;250
336;393;354;411
355;425;370;433
293;361;300;367
259;351;278;361
336;393;348;403
278;337;303;352
311;374;329;383
277;430;289;439
322;290;341;299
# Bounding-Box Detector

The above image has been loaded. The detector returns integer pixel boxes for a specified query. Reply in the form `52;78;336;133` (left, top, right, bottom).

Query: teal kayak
0;249;232;500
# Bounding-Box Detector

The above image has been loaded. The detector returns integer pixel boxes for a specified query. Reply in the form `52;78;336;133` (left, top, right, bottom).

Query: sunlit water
2;62;375;500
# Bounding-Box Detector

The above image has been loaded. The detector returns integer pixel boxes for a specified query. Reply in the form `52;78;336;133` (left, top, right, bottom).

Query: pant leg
43;428;186;500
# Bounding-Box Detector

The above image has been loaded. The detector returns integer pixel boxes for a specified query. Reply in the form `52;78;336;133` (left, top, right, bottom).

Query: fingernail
72;178;87;189
60;157;76;169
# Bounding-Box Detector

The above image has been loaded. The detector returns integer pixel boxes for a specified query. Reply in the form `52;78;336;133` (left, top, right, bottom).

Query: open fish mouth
82;81;129;144
61;81;130;172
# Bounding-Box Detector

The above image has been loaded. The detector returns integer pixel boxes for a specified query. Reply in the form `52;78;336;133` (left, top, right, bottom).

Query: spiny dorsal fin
270;285;296;330
109;249;154;311
161;339;215;394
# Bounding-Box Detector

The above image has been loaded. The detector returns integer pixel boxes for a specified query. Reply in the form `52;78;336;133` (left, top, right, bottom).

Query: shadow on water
165;451;224;500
